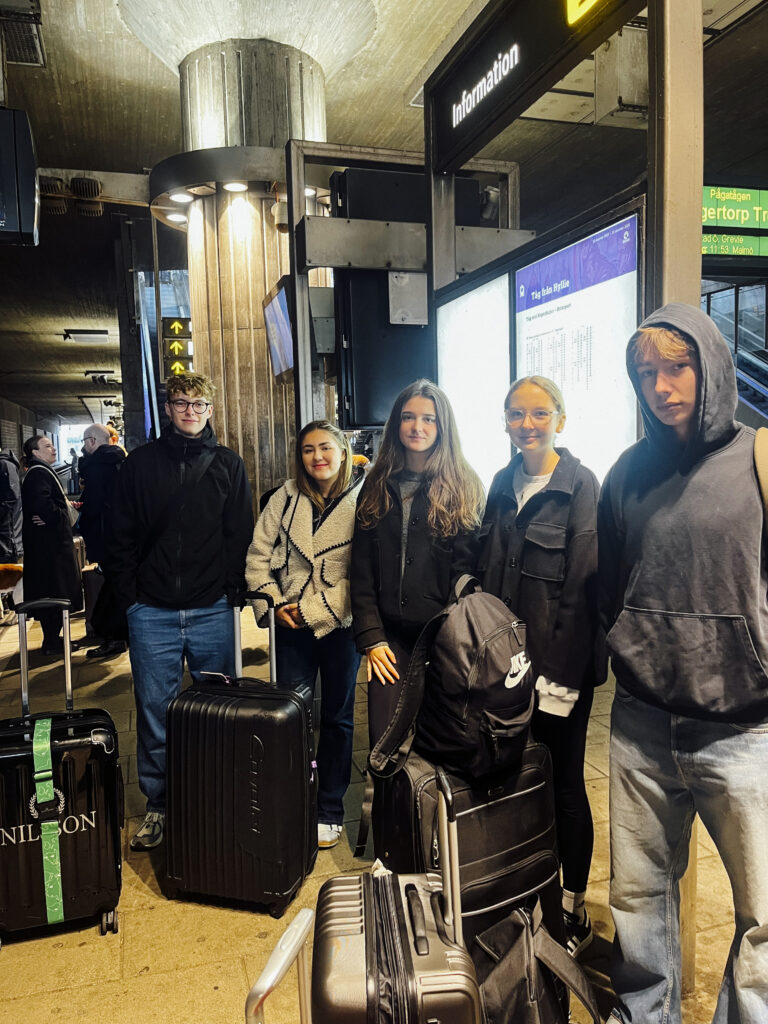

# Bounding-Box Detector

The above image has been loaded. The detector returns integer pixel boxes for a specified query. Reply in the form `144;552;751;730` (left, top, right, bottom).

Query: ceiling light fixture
64;329;109;342
167;212;187;223
223;181;248;192
304;187;317;197
170;191;193;204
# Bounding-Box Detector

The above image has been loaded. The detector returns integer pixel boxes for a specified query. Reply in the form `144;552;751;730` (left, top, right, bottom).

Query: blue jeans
609;687;768;1024
275;625;359;826
127;596;235;813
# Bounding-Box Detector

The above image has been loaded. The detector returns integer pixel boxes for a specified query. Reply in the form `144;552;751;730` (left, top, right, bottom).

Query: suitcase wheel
100;910;118;936
269;904;286;920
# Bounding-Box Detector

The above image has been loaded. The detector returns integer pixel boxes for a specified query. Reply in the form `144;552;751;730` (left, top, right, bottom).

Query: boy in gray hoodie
598;303;768;1024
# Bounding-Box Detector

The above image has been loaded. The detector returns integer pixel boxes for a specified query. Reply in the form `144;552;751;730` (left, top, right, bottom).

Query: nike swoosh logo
505;664;530;688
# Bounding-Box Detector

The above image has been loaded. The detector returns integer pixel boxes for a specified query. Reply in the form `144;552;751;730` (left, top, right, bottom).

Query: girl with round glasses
246;420;363;851
474;375;600;959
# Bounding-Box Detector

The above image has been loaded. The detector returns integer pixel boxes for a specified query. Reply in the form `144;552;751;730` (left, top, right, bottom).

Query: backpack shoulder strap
754;428;768;522
368;611;447;778
531;902;601;1024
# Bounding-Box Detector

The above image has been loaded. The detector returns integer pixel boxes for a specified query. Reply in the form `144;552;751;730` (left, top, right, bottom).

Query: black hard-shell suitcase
0;599;122;944
312;769;483;1024
372;742;564;947
164;593;318;916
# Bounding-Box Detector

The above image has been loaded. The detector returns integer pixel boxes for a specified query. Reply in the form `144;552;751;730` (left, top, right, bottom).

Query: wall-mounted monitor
514;213;639;481
0;108;39;246
262;277;294;377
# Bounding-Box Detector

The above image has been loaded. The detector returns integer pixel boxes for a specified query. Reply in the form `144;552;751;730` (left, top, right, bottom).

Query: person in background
246;420;363;850
474;376;600;957
78;424;126;658
0;447;23;563
599;304;768;1023
20;435;83;654
351;379;484;747
68;447;80;494
108;373;253;851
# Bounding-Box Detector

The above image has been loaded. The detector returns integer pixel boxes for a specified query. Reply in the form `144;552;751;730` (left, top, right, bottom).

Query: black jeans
531;684;595;894
275;625;360;826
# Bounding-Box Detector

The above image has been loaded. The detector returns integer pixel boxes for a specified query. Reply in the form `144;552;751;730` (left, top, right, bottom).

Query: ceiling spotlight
223;181;248;192
167;212;188;224
64;329;109;342
170;191;193;204
304;187;317;197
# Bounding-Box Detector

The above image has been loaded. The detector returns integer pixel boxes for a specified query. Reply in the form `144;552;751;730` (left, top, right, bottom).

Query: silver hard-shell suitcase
311;769;482;1024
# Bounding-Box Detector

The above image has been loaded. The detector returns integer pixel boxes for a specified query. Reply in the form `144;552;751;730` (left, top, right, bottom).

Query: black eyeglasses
169;399;210;413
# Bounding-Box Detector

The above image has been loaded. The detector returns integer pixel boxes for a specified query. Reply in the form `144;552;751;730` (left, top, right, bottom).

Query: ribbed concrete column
179;39;326;150
182;40;326;499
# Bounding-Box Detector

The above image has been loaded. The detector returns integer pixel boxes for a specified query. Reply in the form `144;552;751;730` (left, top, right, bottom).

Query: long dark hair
295;420;353;512
356;379;483;538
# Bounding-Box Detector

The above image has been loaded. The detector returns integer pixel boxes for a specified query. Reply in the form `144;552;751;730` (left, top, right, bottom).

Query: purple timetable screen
514;214;640;480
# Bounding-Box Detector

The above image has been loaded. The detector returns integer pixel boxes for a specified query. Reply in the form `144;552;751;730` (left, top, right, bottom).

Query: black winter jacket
107;424;253;610
0;451;22;561
21;459;83;611
350;478;478;651
78;443;125;565
476;448;600;691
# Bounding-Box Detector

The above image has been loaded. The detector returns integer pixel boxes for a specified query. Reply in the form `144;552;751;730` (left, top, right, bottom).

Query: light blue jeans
127;596;235;813
609;687;768;1024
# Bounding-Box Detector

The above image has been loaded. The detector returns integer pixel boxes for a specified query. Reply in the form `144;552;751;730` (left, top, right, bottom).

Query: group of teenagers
249;301;768;1024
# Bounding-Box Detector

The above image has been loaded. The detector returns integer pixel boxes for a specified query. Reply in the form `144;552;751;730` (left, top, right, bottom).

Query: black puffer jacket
107;424;253;610
350;478;478;651
476;448;600;691
78;443;125;565
21;459;83;611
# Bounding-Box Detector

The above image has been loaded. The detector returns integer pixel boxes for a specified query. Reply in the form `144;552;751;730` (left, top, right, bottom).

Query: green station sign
701;234;768;257
702;187;768;230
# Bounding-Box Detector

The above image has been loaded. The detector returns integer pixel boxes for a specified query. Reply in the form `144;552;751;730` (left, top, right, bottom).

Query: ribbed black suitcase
0;599;123;944
372;742;563;947
163;594;318;916
312;769;483;1024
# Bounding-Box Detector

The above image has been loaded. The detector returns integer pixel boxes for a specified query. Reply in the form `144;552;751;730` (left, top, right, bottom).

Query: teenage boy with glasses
107;373;254;850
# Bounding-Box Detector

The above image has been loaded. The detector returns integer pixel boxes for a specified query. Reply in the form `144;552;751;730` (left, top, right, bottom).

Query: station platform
0;608;733;1023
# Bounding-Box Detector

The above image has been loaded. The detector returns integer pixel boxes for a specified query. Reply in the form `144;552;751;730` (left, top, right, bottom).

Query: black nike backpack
369;575;534;779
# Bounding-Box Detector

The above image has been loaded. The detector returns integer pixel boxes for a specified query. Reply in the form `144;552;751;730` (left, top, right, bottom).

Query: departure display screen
263;285;294;376
514;213;639;481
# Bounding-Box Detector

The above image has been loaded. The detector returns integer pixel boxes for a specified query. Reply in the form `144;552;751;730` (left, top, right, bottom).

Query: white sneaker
318;823;343;849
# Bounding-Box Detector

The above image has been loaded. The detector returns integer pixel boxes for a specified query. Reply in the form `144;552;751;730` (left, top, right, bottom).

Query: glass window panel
709;288;735;351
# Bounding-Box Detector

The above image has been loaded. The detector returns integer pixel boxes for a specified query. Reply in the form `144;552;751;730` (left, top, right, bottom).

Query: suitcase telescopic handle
244;907;314;1024
245;590;277;683
436;768;463;947
17;598;74;716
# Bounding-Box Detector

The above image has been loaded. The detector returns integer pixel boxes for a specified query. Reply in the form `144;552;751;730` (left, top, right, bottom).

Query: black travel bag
312;768;483;1024
163;592;318;917
372;742;564;947
0;598;123;944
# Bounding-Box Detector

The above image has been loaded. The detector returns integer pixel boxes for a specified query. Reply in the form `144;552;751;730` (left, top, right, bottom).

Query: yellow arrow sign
170;361;186;374
168;339;184;354
169;320;185;335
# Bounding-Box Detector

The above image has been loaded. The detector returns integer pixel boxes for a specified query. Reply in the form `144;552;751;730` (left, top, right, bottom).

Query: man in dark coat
21;435;83;654
78;424;126;658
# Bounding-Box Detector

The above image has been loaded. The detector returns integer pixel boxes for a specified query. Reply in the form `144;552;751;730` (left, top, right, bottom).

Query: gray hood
626;302;739;459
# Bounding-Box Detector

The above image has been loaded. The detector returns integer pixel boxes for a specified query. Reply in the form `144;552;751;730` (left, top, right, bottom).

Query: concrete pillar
646;0;704;997
180;40;326;500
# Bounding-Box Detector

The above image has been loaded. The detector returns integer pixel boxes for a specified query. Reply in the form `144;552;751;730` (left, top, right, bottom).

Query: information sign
425;0;645;173
701;234;768;258
701;187;768;230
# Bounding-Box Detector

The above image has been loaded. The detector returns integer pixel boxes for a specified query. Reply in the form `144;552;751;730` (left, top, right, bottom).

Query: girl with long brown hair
351;379;484;745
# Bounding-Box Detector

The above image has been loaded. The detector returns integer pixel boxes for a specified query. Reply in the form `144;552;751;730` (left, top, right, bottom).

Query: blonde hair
166;373;215;403
356;379;484;538
295;420;353;512
631;326;694;364
504;375;566;415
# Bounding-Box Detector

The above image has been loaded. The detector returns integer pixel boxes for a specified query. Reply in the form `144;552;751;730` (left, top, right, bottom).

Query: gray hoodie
598;302;768;723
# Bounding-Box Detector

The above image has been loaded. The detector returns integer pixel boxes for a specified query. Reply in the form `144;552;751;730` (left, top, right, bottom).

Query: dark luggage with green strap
0;599;123;944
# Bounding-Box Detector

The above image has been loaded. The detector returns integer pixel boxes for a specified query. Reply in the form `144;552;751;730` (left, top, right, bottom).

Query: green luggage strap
32;718;64;924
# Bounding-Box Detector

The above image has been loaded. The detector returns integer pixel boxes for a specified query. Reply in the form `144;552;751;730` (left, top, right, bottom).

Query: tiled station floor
0;607;735;1023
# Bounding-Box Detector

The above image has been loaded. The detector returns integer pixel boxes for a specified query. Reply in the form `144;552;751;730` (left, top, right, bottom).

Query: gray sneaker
130;811;165;851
